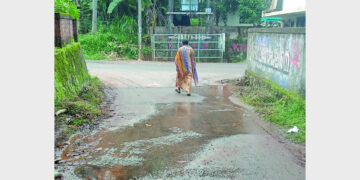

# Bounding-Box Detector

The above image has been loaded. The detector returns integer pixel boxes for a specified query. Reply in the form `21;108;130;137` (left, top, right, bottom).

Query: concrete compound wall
247;28;305;98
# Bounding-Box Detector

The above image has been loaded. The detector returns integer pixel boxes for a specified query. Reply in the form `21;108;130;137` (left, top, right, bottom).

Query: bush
79;16;152;60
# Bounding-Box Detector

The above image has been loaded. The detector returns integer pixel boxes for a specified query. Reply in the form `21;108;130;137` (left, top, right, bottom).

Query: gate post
151;34;155;61
72;19;78;42
55;13;62;48
197;35;200;62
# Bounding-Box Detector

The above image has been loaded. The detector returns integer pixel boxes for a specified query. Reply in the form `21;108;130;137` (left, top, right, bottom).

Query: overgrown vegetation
55;42;105;143
225;36;247;63
75;0;154;60
55;77;105;142
56;77;104;124
55;0;80;19
79;16;152;60
237;70;305;143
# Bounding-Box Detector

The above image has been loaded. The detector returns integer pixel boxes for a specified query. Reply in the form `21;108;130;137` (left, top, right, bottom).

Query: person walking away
174;40;199;96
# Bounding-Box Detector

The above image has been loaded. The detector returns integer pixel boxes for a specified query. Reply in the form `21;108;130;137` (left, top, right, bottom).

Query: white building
262;0;306;27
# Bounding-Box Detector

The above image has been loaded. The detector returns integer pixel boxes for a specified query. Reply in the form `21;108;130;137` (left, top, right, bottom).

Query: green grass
69;118;86;126
231;57;246;63
238;70;306;144
56;76;104;124
84;53;108;60
55;76;105;144
79;32;152;60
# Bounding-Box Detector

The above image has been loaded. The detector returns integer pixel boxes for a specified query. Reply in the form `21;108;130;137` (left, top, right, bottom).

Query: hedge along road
55;60;305;180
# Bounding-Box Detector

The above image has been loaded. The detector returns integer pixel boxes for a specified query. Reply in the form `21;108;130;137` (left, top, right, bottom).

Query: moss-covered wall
55;43;90;105
245;69;304;102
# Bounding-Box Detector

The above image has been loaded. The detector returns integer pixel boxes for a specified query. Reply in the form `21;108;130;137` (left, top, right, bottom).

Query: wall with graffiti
247;28;306;98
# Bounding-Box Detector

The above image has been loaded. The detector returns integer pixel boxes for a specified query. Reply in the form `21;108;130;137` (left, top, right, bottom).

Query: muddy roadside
54;85;117;162
221;78;305;167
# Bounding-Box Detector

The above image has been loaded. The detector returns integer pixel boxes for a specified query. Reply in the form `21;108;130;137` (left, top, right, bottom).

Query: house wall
247;28;305;98
283;0;305;11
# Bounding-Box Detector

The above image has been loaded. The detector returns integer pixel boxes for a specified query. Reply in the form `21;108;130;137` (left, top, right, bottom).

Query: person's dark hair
182;39;189;45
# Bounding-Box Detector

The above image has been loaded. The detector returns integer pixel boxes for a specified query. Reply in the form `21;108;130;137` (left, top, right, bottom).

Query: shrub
79;16;153;60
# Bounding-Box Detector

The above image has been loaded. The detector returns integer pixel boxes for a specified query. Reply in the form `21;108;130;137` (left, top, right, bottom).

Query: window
181;0;198;11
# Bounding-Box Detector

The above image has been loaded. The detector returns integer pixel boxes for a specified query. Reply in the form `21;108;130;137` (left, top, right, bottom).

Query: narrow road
56;61;305;180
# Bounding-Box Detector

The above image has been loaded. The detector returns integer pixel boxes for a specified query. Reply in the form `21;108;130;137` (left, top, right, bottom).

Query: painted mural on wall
247;29;306;97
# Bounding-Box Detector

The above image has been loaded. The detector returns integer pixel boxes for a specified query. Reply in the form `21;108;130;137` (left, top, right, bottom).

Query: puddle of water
71;85;262;179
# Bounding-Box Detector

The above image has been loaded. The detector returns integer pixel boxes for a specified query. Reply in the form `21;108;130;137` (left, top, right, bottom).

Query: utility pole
205;0;210;34
92;0;97;34
138;0;142;60
168;0;174;34
167;0;174;60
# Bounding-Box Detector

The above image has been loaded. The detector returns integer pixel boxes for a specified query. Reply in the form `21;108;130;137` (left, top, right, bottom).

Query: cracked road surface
55;61;305;180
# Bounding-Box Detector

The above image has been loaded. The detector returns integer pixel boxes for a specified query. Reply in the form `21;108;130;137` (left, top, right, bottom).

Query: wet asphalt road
55;60;305;180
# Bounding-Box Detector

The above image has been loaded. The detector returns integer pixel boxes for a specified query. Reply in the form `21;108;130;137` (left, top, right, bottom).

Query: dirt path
55;61;304;180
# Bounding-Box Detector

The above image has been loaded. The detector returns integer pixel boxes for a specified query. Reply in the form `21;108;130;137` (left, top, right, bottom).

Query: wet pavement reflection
57;85;287;179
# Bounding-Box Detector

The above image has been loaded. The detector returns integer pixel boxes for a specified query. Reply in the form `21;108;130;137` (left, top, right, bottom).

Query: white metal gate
151;33;225;62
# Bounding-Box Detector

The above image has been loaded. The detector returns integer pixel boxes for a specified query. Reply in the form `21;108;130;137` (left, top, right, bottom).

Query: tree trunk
92;0;98;34
146;7;152;34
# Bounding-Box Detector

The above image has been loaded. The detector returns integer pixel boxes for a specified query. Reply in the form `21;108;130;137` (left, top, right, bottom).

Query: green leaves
211;0;240;25
107;0;123;14
107;0;152;14
79;15;147;60
210;0;265;25
238;0;265;24
55;0;80;19
108;0;123;14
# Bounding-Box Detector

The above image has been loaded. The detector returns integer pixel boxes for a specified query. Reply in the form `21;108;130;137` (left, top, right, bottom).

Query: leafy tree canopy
55;0;80;19
210;0;265;25
238;0;265;24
